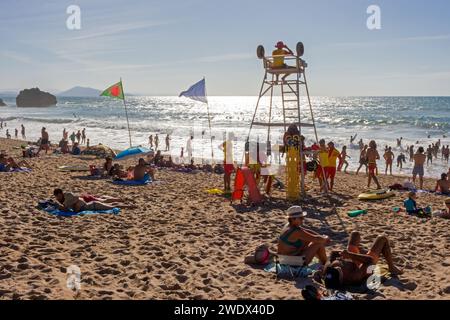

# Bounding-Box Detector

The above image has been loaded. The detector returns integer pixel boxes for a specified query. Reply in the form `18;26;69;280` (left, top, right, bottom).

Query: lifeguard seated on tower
271;41;294;69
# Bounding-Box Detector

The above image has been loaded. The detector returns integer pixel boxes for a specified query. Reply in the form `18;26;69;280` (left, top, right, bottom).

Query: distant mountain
58;86;102;97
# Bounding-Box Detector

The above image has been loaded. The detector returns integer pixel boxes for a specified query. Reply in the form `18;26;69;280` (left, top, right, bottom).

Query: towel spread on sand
264;262;322;278
1;167;32;173
112;174;152;186
38;200;120;217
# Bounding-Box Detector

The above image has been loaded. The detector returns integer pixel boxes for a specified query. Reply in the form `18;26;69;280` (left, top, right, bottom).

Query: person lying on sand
433;198;450;219
53;189;135;212
434;173;450;195
317;232;403;289
0;154;31;171
277;206;330;265
133;158;155;181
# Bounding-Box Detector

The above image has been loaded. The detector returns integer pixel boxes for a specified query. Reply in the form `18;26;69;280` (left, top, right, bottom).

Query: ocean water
1;96;449;178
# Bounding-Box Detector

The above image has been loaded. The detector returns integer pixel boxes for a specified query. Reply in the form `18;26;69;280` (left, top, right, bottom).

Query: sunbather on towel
277;206;330;265
0;154;31;171
53;189;135;212
317;232;403;289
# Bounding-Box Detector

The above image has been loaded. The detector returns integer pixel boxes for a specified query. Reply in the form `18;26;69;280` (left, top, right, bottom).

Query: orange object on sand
232;167;263;204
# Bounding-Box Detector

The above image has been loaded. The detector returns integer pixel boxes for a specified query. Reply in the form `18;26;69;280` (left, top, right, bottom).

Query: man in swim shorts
53;189;116;212
318;232;403;289
38;127;50;155
316;139;329;192
412;147;426;190
366;140;381;189
324;142;341;191
220;133;235;192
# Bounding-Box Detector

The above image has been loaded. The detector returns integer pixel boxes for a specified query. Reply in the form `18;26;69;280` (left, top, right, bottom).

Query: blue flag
179;78;208;104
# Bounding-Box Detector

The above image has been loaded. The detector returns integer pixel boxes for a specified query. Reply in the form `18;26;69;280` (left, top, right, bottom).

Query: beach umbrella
114;146;153;161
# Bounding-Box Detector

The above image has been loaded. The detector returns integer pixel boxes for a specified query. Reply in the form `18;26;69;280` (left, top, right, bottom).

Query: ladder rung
284;108;298;111
283;100;298;102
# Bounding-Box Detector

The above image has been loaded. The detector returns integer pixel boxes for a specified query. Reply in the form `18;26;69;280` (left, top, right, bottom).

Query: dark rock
0;98;6;106
16;88;57;108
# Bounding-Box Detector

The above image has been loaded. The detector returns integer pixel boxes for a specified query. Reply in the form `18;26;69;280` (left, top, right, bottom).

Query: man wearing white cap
277;206;330;265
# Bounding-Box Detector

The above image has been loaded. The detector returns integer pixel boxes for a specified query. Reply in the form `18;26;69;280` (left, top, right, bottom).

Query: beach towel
38;200;120;217
264;260;322;279
112;175;152;186
0;167;32;173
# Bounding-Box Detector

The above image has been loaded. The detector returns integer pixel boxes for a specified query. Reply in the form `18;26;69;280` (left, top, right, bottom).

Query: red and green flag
100;81;124;100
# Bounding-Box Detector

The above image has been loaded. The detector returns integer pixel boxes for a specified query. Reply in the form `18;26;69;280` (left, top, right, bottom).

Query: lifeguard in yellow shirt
325;142;341;191
272;41;294;68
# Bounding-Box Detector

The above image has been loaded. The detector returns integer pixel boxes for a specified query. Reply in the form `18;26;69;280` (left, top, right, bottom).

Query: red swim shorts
368;163;377;175
325;167;336;179
224;164;235;176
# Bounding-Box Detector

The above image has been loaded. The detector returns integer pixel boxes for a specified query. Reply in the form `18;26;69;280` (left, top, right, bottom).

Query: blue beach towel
38;200;120;217
112;174;151;186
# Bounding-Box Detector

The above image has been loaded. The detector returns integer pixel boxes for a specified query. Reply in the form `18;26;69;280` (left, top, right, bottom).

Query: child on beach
366;140;381;189
337;145;350;173
397;152;406;169
355;145;368;176
403;191;431;217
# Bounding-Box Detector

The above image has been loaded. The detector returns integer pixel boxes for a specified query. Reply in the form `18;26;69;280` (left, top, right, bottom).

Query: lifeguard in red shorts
324;141;341;191
220;133;235;192
316;139;329;192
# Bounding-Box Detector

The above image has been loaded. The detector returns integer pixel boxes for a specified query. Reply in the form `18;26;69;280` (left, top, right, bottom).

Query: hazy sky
1;0;449;96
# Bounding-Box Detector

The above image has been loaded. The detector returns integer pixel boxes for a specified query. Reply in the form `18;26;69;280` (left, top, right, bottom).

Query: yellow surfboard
358;189;395;201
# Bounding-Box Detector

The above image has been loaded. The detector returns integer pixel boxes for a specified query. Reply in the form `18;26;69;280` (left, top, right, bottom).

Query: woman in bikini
277;206;330;265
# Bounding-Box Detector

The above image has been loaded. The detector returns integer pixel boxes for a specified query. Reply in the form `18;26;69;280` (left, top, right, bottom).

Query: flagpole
204;77;214;163
121;78;133;148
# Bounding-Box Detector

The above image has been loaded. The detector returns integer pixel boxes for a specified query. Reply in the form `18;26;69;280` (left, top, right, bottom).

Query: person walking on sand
81;128;86;144
366;140;381;189
21;124;25;139
383;146;395;176
76;130;81;144
154;134;159;151
356;145;368;175
412;147;426;190
165;134;170;151
6;129;11;139
14;128;18;139
149;135;153;149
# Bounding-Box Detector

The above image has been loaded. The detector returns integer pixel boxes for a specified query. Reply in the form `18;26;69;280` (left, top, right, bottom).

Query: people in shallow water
277;206;330;265
316;232;402;290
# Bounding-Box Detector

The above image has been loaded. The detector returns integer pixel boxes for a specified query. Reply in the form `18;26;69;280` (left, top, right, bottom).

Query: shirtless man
426;145;433;165
383;147;395;176
53;189;132;212
366;141;381;189
412;147;426;190
133;158;154;181
38;127;50;155
435;173;450;195
0;154;31;171
319;232;402;290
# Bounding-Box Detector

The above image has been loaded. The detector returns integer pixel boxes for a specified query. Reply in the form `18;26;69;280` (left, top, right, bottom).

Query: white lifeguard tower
246;42;321;197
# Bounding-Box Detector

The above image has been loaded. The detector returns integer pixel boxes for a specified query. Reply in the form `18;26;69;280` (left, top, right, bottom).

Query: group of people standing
148;133;170;152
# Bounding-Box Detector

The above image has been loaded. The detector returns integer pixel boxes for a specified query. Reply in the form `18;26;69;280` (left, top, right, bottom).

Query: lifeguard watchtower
246;41;321;197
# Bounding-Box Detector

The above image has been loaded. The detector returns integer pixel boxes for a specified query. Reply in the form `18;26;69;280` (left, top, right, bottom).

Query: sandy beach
0;137;449;300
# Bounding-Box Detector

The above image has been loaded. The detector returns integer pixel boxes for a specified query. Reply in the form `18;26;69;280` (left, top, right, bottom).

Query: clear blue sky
1;0;449;96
